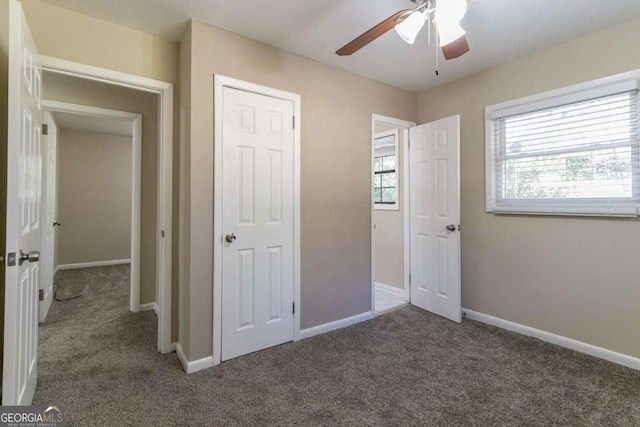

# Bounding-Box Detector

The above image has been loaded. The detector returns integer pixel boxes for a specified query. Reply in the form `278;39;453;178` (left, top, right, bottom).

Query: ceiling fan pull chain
435;32;440;76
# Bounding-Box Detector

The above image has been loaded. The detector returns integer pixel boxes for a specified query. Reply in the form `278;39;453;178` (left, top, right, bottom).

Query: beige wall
56;129;132;265
178;26;192;354
43;73;158;305
417;16;640;359
23;0;180;341
180;21;416;360
22;0;177;84
374;124;404;290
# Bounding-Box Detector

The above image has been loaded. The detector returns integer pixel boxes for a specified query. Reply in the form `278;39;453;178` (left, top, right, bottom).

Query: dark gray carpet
35;266;640;426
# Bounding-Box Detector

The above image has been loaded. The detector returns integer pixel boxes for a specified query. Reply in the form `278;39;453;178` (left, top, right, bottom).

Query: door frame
39;110;58;322
213;75;301;366
371;114;416;314
38;55;174;353
41;100;143;314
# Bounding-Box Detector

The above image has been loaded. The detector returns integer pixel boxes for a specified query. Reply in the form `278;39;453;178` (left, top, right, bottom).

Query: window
485;76;640;216
374;130;398;210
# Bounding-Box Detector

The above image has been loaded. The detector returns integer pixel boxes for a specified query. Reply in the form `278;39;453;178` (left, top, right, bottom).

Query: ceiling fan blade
336;9;411;56
441;35;470;60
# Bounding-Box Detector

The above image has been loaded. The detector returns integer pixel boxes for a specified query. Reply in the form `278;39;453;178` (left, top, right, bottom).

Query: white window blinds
487;82;640;216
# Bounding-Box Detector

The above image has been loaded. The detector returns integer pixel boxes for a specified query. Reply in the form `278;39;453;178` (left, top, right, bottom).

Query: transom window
374;130;399;210
486;75;640;217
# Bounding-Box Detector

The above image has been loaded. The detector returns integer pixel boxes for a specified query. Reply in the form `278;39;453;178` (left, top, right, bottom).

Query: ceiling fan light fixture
436;21;466;46
435;0;468;24
434;0;467;46
394;10;427;45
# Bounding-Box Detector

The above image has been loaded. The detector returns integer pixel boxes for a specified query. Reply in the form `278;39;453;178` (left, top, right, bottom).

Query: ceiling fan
336;0;470;61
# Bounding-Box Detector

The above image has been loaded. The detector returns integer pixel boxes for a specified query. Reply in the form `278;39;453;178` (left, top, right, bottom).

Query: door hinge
292;302;295;315
409;274;411;285
7;252;16;267
161;230;165;238
292;116;295;129
39;289;44;301
42;124;48;135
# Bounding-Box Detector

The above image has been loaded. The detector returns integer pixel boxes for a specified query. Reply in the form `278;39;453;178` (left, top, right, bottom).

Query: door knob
225;233;237;243
446;224;456;232
18;250;40;265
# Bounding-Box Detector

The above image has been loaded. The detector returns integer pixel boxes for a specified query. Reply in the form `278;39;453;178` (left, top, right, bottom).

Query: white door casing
220;86;296;361
39;111;57;322
370;114;416;313
3;0;43;405
38;56;174;354
409;115;461;323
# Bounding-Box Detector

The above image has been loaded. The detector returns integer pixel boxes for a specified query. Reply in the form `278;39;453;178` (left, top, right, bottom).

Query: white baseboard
176;343;214;374
170;342;177;352
463;308;640;371
375;282;405;298
139;303;159;318
299;311;374;340
56;259;131;271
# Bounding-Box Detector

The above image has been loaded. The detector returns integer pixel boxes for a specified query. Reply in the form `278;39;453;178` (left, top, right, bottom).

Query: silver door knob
446;224;456;232
225;233;237;243
18;250;40;265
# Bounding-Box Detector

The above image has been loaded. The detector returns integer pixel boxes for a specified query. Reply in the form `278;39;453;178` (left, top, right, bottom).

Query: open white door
3;0;43;405
39;111;57;322
409;115;461;323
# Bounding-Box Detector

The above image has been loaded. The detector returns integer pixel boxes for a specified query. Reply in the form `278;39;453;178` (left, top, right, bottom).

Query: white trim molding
39;55;174;354
139;303;160;318
213;75;302;365
299;311;374;340
176;343;214;374
464;308;640;371
375;282;405;298
56;259;131;271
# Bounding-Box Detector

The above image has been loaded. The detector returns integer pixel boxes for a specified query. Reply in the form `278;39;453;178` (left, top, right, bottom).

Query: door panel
3;0;42;405
221;87;295;361
409;116;461;323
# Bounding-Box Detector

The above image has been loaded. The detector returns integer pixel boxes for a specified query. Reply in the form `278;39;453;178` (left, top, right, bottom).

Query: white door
39;111;57;322
409;115;461;323
221;87;295;361
3;0;43;405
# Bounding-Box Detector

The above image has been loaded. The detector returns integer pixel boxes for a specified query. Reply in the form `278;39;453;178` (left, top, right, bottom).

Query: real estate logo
0;406;64;427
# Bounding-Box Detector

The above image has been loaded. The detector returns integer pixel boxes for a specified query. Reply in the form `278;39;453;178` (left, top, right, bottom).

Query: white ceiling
51;111;133;136
40;0;640;92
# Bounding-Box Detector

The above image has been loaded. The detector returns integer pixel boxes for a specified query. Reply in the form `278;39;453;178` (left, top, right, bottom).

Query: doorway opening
38;58;174;354
40;101;142;323
371;114;415;315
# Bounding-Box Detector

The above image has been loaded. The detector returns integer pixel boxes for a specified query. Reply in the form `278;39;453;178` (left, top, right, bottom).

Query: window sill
487;205;639;218
375;204;399;211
